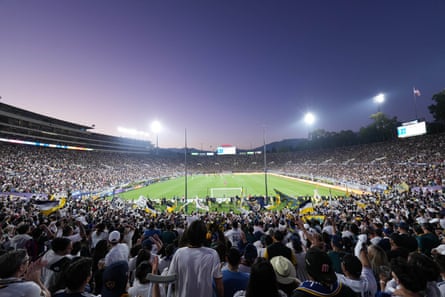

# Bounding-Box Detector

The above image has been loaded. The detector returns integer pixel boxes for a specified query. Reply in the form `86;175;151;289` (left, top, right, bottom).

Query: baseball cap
398;222;409;230
108;230;121;243
305;247;337;284
101;261;129;297
270;256;298;285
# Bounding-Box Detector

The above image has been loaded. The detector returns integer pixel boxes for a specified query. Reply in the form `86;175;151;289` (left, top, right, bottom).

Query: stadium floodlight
117;126;150;139
303;112;316;140
150;120;162;151
374;93;385;112
304;112;315;125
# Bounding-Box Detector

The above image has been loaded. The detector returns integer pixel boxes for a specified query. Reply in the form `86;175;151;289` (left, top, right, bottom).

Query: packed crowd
0;133;444;297
1;182;445;297
1;132;444;197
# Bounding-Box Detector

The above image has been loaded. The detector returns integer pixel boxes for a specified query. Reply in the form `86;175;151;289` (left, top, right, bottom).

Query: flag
134;196;148;209
195;198;209;211
34;198;67;216
274;189;298;208
413;88;421;96
299;199;314;215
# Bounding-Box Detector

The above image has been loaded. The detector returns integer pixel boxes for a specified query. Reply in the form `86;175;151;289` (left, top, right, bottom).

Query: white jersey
225;228;242;247
105;243;129;267
168;246;222;297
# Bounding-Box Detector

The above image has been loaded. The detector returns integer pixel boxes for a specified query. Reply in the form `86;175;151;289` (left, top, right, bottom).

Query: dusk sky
1;1;444;149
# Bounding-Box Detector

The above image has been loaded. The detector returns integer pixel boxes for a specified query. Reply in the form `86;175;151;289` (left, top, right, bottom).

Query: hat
243;244;258;262
270;256;297;285
108;230;121;243
305;247;336;284
102;261;129;297
398;222;409;230
432;244;445;255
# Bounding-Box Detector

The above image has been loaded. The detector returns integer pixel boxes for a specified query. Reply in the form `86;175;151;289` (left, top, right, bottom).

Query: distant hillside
252;138;306;152
162;138;306;154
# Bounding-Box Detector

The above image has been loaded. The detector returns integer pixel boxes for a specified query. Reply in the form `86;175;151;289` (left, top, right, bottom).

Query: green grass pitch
119;173;346;201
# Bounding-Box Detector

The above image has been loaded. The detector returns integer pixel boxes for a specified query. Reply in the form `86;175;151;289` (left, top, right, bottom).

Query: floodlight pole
263;126;268;201
184;128;188;202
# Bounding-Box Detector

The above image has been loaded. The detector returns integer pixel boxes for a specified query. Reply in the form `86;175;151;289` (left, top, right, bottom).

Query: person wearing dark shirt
292;247;357;297
265;230;296;265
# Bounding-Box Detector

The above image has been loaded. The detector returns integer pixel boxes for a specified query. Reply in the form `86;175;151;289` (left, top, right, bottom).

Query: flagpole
413;86;418;120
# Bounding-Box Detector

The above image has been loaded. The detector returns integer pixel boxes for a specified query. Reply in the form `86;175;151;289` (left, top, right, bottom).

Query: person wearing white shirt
336;249;377;297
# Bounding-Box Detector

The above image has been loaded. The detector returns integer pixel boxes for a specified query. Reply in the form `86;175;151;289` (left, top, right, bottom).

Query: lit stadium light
374;93;385;112
304;112;316;140
304;112;315;125
117;126;150;139
151;120;162;151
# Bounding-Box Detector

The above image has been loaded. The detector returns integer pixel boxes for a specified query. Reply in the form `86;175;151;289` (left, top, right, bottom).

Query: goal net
210;187;243;198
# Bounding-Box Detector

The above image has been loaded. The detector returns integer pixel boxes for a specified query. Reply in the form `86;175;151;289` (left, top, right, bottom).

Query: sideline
234;172;368;195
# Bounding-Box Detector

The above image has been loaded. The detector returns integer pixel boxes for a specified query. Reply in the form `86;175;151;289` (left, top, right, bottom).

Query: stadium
0;101;444;210
1;101;445;297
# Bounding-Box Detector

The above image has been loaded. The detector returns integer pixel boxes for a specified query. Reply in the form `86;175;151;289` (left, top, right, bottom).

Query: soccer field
119;173;346;201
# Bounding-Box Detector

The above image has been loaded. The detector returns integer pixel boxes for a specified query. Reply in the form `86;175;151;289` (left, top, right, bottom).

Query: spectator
407;252;441;297
367;244;389;291
291;247;356;297
396;222;418;253
222;247;249;297
335;250;377;297
239;243;257;273
270;256;300;296
225;221;245;249
128;258;160;297
53;257;94;297
233;257;287;297
377;258;425;297
0;249;49;297
104;230;129;267
167;219;223;297
101;260;129;297
41;237;73;292
418;223;440;257
264;230;295;265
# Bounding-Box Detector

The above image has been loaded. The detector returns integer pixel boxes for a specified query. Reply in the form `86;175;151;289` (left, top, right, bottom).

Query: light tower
151;120;162;153
374;93;385;112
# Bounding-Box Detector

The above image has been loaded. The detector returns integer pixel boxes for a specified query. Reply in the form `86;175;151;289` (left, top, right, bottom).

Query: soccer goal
210;187;243;198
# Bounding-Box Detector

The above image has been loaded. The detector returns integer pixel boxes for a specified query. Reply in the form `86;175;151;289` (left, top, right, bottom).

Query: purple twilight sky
1;0;444;149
